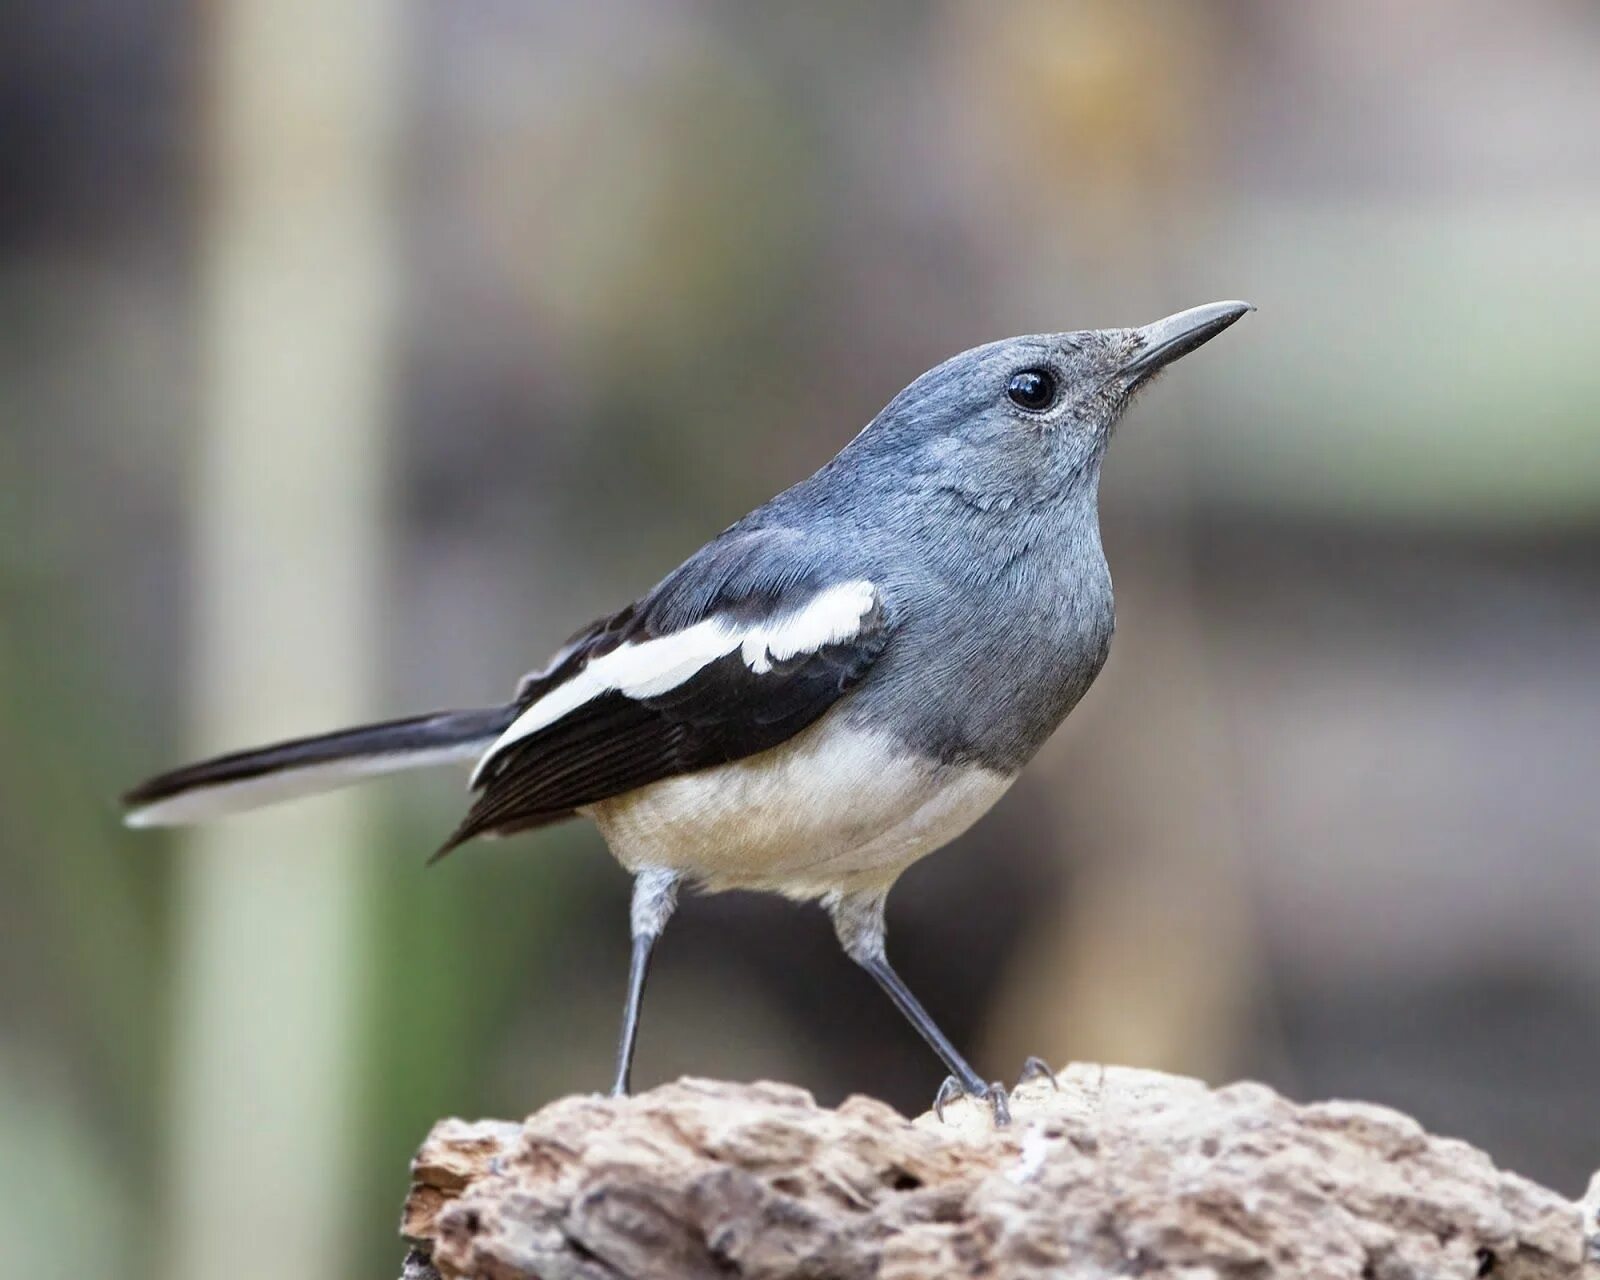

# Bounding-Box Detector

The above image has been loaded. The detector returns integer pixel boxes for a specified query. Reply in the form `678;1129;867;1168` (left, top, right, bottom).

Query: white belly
585;717;1015;898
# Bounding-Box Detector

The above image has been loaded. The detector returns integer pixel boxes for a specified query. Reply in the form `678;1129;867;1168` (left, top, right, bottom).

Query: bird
124;299;1253;1123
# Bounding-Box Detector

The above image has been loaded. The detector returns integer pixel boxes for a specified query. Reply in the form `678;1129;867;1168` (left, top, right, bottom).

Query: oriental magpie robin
125;300;1253;1122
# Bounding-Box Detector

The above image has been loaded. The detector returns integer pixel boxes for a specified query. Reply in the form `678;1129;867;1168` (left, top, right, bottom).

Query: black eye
1006;368;1056;412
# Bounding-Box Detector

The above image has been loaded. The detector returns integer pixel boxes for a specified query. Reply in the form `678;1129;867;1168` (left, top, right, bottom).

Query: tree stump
399;1064;1600;1280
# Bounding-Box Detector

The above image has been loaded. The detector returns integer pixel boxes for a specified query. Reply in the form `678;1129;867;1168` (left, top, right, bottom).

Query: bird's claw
933;1075;1011;1127
1017;1056;1058;1090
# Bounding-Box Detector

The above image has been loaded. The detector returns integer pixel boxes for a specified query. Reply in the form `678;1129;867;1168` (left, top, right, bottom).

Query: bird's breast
866;543;1114;772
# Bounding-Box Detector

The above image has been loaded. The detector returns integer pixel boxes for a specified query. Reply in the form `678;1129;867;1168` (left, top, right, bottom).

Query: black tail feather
123;704;518;826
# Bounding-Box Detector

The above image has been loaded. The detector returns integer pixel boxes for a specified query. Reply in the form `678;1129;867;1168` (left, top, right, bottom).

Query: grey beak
1122;300;1254;381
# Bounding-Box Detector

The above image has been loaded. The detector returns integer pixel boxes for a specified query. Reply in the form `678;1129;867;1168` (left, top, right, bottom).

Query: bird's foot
930;1059;1057;1127
933;1075;1011;1127
1016;1056;1059;1090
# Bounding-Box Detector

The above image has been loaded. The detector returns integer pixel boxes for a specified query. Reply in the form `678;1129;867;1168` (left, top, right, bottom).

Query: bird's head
849;301;1254;514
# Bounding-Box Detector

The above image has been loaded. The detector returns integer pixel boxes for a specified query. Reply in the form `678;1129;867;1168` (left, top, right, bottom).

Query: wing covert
435;533;891;858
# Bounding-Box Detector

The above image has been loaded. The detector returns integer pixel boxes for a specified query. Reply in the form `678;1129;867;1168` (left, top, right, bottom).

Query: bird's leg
611;868;680;1097
828;889;1011;1126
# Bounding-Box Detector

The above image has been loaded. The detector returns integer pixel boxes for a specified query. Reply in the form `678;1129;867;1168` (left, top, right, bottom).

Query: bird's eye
1006;368;1057;412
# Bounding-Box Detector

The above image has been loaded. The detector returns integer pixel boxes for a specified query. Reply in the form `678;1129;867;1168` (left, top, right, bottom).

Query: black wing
434;530;892;858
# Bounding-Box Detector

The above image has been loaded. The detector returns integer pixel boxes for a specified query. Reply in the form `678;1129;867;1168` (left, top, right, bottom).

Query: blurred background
4;0;1599;1275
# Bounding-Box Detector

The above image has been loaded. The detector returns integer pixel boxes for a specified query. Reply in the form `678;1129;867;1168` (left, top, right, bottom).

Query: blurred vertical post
169;2;400;1278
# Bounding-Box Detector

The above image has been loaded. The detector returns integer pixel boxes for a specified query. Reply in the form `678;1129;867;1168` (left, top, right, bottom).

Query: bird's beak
1121;300;1255;383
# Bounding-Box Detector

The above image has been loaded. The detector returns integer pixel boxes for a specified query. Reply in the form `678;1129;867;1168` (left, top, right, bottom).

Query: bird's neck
919;465;1104;580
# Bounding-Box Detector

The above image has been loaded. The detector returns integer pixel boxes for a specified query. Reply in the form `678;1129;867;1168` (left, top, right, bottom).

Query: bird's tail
122;705;518;828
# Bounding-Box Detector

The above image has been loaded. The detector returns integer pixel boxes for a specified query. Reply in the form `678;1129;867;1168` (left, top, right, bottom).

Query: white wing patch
472;579;878;786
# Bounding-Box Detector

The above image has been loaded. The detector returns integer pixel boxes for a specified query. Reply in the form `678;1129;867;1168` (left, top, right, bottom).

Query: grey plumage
124;300;1253;1121
713;324;1147;772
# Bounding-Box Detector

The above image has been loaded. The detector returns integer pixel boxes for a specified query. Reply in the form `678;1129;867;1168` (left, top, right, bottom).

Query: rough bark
400;1064;1599;1280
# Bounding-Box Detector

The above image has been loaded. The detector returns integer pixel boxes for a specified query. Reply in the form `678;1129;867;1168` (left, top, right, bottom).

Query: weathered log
400;1064;1599;1280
